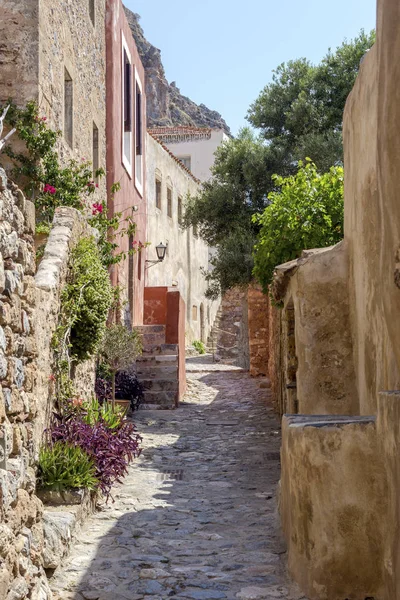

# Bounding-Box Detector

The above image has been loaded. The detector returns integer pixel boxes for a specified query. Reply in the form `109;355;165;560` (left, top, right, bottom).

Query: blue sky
124;0;377;135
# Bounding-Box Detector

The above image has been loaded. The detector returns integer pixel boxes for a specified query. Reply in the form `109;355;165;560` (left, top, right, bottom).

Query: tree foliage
184;30;374;296
253;161;344;291
184;128;283;298
247;30;375;170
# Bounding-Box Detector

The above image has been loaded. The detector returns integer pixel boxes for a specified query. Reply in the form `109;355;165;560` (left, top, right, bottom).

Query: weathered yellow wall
272;243;358;415
281;414;387;600
343;42;400;416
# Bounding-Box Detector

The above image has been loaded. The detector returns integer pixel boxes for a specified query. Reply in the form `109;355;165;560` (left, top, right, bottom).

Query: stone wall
35;207;97;441
0;169;98;599
0;170;52;600
210;287;249;369
273;1;400;596
247;285;269;378
0;0;107;205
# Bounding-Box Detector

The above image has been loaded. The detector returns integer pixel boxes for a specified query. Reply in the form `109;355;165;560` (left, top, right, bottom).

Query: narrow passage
50;358;306;600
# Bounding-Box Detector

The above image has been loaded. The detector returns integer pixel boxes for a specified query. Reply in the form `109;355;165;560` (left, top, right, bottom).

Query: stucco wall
106;0;147;327
272;244;358;415
343;44;393;416
164;130;228;182
281;414;387;600
145;133;219;344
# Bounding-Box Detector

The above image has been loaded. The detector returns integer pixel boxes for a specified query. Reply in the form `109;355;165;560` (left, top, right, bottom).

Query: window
64;68;73;148
89;0;95;25
167;187;172;218
178;156;191;171
192;305;198;321
122;34;132;175
135;71;143;194
155;179;162;210
178;196;183;226
92;122;99;182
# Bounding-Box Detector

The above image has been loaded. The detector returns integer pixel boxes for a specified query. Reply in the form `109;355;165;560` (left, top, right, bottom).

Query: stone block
42;511;77;570
4;389;24;416
23;201;35;236
12;359;24;389
0;352;8;380
21;312;30;335
6;575;29;600
280;414;386;600
0;229;18;260
0;568;10;600
0;525;13;559
0;303;11;326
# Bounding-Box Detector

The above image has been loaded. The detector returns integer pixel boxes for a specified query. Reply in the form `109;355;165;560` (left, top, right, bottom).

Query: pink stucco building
105;0;147;326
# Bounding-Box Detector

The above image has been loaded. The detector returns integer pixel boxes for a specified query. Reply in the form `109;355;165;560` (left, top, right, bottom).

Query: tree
247;30;375;170
184;128;285;298
253;161;344;292
185;30;374;296
100;325;142;409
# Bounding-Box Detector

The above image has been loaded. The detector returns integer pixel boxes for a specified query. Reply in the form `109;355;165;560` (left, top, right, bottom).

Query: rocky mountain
124;7;231;136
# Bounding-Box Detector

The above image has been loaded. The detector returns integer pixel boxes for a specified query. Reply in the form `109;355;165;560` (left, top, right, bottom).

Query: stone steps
136;325;179;409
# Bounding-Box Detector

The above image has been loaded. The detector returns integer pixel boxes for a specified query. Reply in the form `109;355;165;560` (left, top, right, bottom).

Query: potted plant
99;324;142;410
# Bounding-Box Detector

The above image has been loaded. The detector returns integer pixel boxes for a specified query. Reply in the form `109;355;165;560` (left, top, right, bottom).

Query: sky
124;0;377;136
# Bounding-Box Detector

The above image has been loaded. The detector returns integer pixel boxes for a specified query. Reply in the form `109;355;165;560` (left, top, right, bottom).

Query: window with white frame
122;34;132;175
135;70;143;194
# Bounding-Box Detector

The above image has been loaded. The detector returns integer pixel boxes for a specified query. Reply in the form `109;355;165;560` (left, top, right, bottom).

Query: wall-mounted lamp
145;242;167;269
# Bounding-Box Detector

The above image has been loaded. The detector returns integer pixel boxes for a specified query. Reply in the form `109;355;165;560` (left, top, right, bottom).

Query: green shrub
253;160;344;291
62;237;113;362
82;397;125;430
38;442;98;491
192;340;207;355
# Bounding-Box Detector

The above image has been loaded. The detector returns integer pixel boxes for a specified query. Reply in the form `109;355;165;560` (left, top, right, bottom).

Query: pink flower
48;374;56;382
132;240;138;245
92;202;103;215
71;397;83;408
43;184;56;195
96;183;99;188
41;117;47;122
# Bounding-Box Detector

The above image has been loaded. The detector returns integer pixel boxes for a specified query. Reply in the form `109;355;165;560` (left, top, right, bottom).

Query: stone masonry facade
0;169;51;600
0;166;98;600
0;0;107;204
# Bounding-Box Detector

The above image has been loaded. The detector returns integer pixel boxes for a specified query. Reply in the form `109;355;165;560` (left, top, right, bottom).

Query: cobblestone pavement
50;360;307;600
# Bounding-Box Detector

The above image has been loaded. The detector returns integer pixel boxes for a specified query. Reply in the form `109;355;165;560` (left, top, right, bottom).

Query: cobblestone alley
50;358;306;600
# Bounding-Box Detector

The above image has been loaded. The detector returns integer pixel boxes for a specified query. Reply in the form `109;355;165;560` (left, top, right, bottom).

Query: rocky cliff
124;7;231;136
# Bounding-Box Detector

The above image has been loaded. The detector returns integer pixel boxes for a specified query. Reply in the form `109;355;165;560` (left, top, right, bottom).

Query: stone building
0;0;107;201
105;0;147;327
266;0;400;597
145;132;219;344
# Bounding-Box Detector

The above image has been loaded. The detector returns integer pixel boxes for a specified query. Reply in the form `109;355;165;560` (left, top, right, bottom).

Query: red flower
41;117;47;122
43;184;56;195
92;202;103;215
48;374;56;382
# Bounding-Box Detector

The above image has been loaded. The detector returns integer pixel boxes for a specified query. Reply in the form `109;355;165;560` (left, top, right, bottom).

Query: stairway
207;305;222;354
136;325;179;409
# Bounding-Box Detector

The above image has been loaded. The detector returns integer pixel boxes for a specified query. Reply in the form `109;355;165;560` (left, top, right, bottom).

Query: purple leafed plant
51;418;142;497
